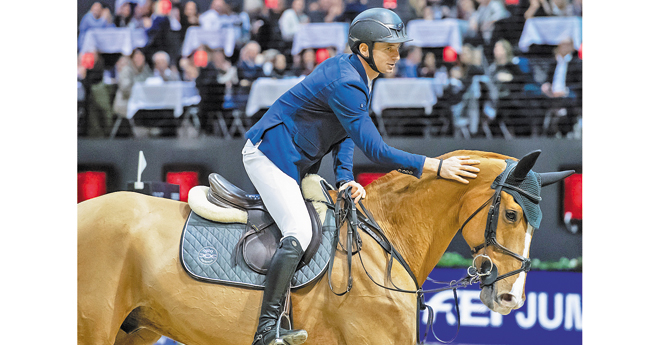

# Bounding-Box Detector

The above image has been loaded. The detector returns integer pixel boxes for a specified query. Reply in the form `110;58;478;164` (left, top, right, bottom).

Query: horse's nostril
500;293;515;303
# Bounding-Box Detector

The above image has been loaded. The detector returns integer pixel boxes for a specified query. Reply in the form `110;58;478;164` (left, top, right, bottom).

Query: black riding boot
252;236;308;345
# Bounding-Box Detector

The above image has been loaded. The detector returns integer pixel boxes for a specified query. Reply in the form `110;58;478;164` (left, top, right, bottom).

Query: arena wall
78;137;582;261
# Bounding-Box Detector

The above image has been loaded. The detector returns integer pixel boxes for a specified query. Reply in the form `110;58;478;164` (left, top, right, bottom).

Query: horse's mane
367;149;514;189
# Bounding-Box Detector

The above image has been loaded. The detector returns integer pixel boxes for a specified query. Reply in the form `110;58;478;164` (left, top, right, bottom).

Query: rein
323;186;474;344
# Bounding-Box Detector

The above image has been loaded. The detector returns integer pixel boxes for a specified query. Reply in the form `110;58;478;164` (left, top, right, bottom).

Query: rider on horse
243;8;481;345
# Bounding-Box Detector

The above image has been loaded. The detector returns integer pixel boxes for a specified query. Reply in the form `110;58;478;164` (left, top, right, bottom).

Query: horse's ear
539;170;575;187
511;150;542;180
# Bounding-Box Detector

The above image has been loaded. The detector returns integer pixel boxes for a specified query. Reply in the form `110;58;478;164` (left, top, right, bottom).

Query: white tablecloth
80;28;148;55
181;27;236;57
371;78;438;116
126;81;201;119
518;17;582;52
291;23;349;55
406;19;469;53
245;77;305;116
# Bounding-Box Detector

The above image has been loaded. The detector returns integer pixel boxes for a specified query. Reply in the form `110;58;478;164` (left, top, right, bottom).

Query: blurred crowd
77;0;582;139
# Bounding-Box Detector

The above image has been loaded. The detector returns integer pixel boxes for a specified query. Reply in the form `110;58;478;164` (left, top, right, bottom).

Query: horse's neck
361;176;469;286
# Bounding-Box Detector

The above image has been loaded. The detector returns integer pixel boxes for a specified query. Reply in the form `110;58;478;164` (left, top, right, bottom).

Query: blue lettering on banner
420;268;582;345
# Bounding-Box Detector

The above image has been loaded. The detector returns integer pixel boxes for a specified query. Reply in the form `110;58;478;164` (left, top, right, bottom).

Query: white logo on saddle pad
198;247;219;265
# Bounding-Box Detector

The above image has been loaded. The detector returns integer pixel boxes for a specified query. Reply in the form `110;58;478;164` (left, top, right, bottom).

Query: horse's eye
505;210;518;222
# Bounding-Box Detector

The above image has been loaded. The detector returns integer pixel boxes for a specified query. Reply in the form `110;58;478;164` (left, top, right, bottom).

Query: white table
371;78;438;116
126;81;201;119
291;23;349;55
518;17;582;53
406;19;469;53
80;27;148;55
245;77;305;116
181;27;236;57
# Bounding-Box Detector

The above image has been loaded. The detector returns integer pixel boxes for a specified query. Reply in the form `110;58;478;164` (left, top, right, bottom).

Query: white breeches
242;140;312;251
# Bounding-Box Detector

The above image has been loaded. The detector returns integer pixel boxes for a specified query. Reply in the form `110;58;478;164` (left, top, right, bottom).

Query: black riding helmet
348;8;413;74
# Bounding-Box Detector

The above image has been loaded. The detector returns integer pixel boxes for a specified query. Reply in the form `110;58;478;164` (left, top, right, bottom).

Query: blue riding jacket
245;53;426;186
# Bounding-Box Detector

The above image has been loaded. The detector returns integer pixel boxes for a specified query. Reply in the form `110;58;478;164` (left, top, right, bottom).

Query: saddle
205;173;323;274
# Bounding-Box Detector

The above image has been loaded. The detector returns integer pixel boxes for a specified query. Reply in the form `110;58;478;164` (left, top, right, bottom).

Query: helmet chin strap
358;43;382;75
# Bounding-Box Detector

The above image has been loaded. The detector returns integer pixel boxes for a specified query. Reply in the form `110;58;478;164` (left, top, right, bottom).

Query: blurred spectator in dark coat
540;36;581;136
78;2;115;51
79;50;115;137
237;41;265;85
418;52;438;78
179;0;200;40
114;2;140;27
196;46;239;134
252;0;287;52
143;0;182;66
488;39;535;135
113;48;153;119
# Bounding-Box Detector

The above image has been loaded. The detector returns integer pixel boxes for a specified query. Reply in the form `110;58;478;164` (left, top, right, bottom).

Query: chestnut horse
77;150;571;345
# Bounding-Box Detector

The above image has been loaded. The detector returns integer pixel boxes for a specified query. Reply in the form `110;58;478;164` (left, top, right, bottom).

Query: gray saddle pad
180;210;336;290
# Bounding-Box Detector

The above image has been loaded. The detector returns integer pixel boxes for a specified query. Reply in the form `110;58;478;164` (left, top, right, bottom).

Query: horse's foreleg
113;328;162;345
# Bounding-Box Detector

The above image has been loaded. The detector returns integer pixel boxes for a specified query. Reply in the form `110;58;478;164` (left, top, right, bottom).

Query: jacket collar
348;54;370;90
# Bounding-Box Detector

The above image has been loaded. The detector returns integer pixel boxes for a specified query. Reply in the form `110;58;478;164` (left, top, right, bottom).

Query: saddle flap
241;201;323;274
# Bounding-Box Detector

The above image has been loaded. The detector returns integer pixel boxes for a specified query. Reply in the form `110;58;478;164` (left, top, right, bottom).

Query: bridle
321;160;540;343
459;161;536;288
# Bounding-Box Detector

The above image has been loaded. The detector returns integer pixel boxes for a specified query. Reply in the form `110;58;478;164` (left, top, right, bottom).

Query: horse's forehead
501;192;523;212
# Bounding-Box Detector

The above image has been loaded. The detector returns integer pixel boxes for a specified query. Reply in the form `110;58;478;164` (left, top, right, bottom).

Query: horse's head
459;150;573;315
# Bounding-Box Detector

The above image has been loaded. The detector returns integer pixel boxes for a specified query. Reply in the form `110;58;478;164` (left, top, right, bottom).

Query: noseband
460;162;535;288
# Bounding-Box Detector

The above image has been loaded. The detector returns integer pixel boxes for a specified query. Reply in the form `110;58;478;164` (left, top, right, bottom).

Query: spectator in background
418;51;438;78
179;56;199;81
152;51;182;81
225;0;252;46
425;0;459;20
573;0;582;16
196;46;239;134
179;0;200;40
308;0;345;23
279;0;309;42
540;36;581;136
488;39;534;135
237;41;265;86
270;53;294;78
548;0;575;16
524;0;552;19
342;0;368;22
468;0;510;46
79;50;115;137
78;2;115;51
143;0;182;66
457;0;478;20
113;48;153;119
261;49;282;77
114;2;140;27
252;0;287;52
199;0;229;30
133;0;153;28
396;45;423;78
299;48;318;76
